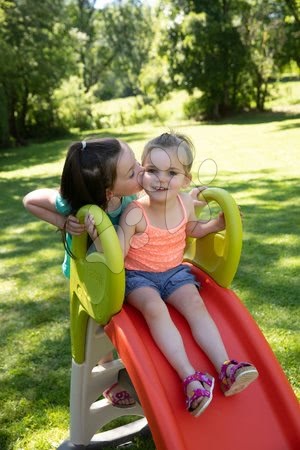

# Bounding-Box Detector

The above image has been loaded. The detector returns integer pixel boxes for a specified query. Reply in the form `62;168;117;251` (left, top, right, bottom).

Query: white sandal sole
224;368;259;397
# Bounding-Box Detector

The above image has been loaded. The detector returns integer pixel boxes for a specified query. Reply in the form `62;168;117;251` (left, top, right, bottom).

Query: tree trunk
19;86;29;139
0;86;10;148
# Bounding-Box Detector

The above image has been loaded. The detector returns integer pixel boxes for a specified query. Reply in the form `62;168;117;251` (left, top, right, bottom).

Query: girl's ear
106;189;114;200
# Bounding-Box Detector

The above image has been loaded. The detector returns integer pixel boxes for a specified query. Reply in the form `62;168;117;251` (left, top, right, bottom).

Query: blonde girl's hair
142;132;195;175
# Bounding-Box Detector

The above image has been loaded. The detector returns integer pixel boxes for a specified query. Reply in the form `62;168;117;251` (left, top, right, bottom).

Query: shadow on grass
225;176;300;326
172;111;300;130
221;172;299;201
0;307;70;447
0;175;62;228
0;130;150;173
276;121;300;131
0;329;71;450
208;111;300;126
0;125;151;230
0;139;68;173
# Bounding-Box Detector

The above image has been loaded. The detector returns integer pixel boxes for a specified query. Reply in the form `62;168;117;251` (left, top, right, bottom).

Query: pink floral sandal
219;359;259;396
183;371;214;417
103;382;136;408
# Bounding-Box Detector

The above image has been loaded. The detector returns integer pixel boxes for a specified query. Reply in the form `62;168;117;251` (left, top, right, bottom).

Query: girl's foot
183;371;214;417
103;382;136;408
219;359;259;396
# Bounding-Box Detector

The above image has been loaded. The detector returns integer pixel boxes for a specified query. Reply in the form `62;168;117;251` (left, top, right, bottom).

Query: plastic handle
200;187;242;261
184;187;242;287
75;204;124;274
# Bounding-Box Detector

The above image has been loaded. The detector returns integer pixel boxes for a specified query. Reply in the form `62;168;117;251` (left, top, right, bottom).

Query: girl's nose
158;171;169;185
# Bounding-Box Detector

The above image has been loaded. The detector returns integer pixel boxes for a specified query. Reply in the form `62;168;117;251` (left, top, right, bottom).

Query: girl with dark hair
23;137;143;408
24;138;143;277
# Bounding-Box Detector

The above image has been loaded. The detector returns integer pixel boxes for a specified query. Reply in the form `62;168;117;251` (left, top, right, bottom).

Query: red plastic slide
105;265;300;450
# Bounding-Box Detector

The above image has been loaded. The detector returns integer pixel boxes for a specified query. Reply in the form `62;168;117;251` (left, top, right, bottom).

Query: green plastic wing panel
69;205;125;363
184;188;242;288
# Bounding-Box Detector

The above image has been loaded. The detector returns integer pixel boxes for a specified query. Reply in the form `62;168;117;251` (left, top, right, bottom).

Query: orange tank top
125;196;188;272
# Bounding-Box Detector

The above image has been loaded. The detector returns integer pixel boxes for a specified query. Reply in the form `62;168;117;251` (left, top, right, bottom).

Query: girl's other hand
84;213;98;241
189;186;208;208
85;213;102;252
65;215;85;235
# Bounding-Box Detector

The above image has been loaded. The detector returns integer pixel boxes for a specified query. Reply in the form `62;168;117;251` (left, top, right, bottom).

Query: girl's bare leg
127;287;209;410
167;284;229;373
168;284;259;396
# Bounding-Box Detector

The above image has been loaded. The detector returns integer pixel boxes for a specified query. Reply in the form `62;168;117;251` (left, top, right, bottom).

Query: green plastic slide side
69;205;125;363
184;187;243;288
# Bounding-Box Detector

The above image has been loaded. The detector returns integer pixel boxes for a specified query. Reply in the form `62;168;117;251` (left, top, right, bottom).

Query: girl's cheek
137;171;144;187
140;173;154;190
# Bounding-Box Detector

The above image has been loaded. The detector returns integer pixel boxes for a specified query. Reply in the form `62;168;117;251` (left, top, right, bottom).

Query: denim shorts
125;264;200;301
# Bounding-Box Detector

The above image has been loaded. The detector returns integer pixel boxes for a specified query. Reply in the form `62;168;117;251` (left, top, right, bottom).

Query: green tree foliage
136;8;171;116
95;0;153;98
53;75;95;130
66;0;153;98
156;1;253;118
238;1;280;111
0;0;76;144
155;0;299;118
66;0;100;92
0;0;154;147
238;0;299;110
0;0;299;146
275;0;300;69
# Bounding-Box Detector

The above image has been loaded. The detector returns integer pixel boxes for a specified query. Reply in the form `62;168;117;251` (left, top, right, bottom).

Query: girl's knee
181;297;211;325
187;294;206;312
143;299;167;320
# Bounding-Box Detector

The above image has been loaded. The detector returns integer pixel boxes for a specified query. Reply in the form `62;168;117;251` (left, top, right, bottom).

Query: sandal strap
186;388;210;409
183;371;213;391
103;382;118;397
219;360;254;384
103;382;132;402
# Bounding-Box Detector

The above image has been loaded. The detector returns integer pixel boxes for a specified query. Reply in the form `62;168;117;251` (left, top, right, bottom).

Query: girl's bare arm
23;188;66;229
183;194;225;238
23;188;85;234
117;203;141;257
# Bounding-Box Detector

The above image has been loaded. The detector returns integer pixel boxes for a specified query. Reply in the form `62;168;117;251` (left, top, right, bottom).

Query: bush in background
53;76;95;131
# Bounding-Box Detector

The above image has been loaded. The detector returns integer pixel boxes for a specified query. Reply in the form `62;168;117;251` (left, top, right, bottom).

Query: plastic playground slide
105;265;300;450
71;190;299;449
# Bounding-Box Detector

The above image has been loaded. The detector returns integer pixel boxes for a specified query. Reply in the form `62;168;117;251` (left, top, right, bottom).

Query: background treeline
0;0;299;148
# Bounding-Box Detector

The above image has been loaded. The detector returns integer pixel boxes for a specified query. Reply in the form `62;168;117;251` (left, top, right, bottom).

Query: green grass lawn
0;84;299;449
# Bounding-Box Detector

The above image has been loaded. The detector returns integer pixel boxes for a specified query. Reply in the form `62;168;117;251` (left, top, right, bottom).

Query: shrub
53;76;95;130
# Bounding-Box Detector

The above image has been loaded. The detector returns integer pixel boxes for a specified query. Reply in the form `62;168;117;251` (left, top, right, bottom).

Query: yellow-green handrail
184;187;242;288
